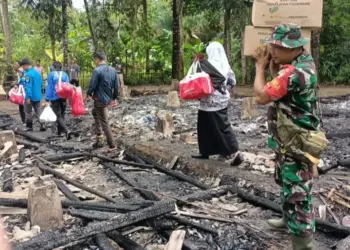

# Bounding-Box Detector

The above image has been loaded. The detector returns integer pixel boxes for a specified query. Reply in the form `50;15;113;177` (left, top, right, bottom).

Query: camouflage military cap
266;24;310;49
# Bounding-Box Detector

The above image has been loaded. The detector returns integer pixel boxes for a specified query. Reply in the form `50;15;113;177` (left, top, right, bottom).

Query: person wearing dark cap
86;52;118;150
253;24;325;250
20;58;45;131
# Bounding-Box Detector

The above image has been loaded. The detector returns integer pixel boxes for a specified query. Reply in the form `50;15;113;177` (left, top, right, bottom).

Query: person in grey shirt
69;58;80;87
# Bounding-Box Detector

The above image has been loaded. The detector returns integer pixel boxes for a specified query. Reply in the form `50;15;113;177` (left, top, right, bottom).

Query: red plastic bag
180;60;214;100
71;87;86;117
55;71;73;99
9;85;25;105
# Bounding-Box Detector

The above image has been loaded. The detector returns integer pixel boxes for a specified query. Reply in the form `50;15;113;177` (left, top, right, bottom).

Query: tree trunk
84;0;98;52
48;14;56;61
131;4;137;75
0;0;12;67
142;0;150;73
311;29;321;82
172;0;184;80
224;6;232;66
62;0;69;72
241;30;247;85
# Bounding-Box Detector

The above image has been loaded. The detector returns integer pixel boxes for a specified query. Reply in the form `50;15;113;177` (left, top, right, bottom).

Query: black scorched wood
18;147;25;163
166;215;218;235
145;219;175;230
0;122;12;129
15;139;39;149
107;231;146;250
53;178;80;201
102;162;160;201
2;168;13;192
36;162;117;203
228;186;350;237
124;151;146;164
44;153;86;162
14;201;175;250
68;208;119;221
95;234;118;250
87;153;154;169
137;154;210;190
14;129;48;143
338;159;350;168
0;197;150;212
182;186;229;202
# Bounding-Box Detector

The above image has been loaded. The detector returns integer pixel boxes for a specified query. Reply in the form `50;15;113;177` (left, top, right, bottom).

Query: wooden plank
164;230;186;250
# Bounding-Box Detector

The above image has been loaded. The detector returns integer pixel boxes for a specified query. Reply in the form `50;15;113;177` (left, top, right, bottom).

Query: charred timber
14;201;175;250
144;219;175;230
2;168;13;192
53;178;80;202
107;231;146;250
166;215;218;235
182;186;229;202
228;186;350;237
136;154;210;190
68;208;119;221
44;153;86;162
14;129;48;143
0;122;12;129
102;162;160;201
0;198;27;208
18;148;25;163
15;139;39;149
124;151;146;164
338;159;350;168
36;162;117;203
87;153;154;169
95;234;118;250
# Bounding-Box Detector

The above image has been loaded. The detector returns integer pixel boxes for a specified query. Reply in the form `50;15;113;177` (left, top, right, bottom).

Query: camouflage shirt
264;51;320;131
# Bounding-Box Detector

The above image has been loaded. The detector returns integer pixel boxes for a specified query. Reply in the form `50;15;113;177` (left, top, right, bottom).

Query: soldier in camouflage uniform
253;24;320;250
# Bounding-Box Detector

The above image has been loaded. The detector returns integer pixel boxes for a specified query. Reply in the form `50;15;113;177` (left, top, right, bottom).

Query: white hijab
206;42;236;85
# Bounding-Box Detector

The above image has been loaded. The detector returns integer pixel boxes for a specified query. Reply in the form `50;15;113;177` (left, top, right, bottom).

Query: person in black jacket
191;42;243;166
86;52;119;150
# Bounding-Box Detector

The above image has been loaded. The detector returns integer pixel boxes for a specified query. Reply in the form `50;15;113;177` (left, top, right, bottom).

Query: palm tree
172;0;184;80
83;0;98;51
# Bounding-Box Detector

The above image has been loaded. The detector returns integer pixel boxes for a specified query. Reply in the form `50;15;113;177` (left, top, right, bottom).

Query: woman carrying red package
191;42;243;166
44;61;73;139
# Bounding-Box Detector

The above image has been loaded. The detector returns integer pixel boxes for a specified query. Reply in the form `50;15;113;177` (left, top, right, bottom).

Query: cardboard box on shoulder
252;0;323;28
243;26;311;56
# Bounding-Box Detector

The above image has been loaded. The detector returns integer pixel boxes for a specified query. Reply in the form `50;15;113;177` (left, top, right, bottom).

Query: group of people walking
12;53;119;150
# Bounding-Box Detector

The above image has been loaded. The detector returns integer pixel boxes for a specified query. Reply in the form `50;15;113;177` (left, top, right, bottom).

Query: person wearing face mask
253;24;324;250
191;42;244;166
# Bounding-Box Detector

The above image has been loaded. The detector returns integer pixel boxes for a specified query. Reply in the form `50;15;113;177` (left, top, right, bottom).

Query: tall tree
84;0;98;51
0;0;12;67
62;0;69;71
142;0;150;73
223;3;232;66
172;0;184;80
311;30;321;81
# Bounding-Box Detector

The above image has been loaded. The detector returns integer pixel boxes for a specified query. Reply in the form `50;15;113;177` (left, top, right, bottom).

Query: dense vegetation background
0;0;350;88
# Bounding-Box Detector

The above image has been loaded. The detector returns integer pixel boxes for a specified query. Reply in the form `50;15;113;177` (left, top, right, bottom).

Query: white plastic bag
39;106;57;123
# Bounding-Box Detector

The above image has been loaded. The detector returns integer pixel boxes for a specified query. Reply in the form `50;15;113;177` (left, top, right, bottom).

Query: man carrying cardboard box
253;24;327;250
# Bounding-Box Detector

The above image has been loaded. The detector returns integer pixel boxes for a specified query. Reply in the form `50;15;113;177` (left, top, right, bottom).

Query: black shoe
231;153;244;167
39;126;47;132
191;154;209;159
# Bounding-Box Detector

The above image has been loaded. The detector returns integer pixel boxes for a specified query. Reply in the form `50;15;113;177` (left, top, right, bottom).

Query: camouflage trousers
275;155;316;236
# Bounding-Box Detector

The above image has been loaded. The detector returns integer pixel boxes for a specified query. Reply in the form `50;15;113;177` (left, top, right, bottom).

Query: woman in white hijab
192;42;243;166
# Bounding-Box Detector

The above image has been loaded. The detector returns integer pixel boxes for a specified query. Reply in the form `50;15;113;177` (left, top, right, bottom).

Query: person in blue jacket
20;58;45;131
44;61;72;139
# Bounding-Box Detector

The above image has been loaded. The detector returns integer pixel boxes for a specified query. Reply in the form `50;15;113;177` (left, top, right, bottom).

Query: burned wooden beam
87;153;154;169
36;162;117;203
145;219;175;230
107;231;146;250
0;122;12;129
15;139;39;149
14;129;48;144
53;178;80;202
228;186;350;237
2;169;13;192
124;151;146;164
102;162;160;201
182;186;229;202
166;215;218;235
0;198;27;208
319;164;338;175
68;208;119;221
338;159;350;168
136;154;210;190
14;201;175;250
95;234;118;250
44;153;86;162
